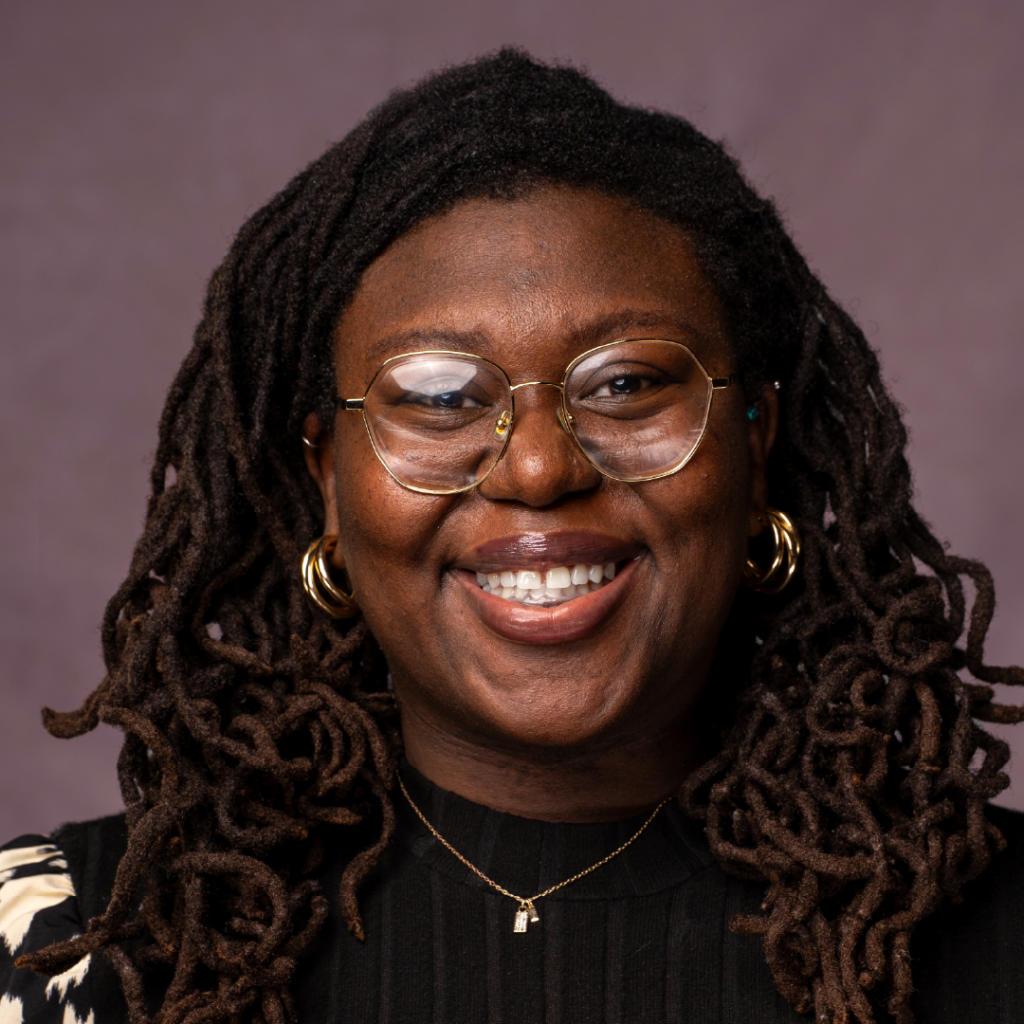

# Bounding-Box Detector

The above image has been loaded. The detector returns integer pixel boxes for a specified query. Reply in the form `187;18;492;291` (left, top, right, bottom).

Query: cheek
643;424;752;598
331;424;449;620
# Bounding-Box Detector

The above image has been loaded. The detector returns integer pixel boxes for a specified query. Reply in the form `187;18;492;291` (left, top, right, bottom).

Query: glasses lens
564;340;713;481
363;353;511;493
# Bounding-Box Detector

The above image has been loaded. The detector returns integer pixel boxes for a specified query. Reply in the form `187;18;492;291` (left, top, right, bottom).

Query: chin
452;664;645;753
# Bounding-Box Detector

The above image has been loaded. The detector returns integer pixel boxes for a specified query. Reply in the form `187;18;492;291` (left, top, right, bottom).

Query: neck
399;706;706;823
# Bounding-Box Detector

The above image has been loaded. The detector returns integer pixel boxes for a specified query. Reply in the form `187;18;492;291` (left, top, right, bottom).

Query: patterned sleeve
0;836;95;1024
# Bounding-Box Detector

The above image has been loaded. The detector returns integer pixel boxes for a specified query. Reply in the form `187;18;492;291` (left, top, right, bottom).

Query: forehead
334;186;730;385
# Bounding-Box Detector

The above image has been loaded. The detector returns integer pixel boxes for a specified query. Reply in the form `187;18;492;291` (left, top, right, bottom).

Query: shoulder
0;832;94;1023
988;801;1024;861
911;803;1024;1020
952;803;1024;912
49;814;127;923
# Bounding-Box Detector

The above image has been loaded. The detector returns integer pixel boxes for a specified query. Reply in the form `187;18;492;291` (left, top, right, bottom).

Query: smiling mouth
473;562;618;607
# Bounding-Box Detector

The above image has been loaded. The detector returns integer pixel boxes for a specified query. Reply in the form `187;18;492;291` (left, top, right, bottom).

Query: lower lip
453;557;641;645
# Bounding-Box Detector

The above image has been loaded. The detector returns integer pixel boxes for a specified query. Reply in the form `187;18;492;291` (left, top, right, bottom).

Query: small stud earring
746;405;760;421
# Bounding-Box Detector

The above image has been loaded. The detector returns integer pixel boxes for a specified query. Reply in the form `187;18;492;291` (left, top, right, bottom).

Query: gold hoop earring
743;508;801;595
301;536;359;619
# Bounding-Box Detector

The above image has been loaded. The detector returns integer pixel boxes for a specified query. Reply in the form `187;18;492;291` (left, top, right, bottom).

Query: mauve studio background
2;1;1023;836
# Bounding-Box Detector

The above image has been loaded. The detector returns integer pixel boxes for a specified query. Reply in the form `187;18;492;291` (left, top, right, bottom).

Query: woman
2;48;1022;1024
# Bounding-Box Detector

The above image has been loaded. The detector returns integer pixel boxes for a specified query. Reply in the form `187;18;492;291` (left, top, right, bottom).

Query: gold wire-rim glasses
336;339;734;495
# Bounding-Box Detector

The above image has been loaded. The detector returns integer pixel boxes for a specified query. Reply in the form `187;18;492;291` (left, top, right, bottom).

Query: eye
591;374;647;397
401;378;487;409
414;389;484;409
586;368;667;400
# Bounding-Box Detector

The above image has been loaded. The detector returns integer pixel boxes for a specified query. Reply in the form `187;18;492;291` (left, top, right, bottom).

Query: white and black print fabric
0;836;94;1024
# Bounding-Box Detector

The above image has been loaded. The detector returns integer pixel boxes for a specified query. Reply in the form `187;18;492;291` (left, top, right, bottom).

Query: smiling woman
2;48;1023;1024
308;190;760;808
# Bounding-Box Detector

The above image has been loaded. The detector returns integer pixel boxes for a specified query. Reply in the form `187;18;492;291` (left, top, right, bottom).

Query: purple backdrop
2;0;1022;836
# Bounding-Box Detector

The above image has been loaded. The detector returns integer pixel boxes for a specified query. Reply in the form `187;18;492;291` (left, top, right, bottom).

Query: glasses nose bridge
499;376;581;448
508;379;564;395
505;379;573;440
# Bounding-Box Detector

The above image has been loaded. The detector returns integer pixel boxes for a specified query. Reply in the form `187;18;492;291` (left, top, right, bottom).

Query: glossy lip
455;531;643;574
453;554;642;645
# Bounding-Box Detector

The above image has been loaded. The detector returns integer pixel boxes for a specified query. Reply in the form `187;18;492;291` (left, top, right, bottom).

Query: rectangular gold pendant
514;909;528;933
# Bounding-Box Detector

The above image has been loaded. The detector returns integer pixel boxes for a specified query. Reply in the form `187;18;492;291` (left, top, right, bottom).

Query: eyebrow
569;309;709;348
361;328;493;365
357;309;712;367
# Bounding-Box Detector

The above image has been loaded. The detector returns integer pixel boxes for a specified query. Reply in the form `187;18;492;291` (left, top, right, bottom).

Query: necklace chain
397;772;669;933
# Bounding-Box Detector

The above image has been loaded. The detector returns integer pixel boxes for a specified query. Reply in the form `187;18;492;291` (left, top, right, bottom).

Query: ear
302;413;347;571
747;383;779;538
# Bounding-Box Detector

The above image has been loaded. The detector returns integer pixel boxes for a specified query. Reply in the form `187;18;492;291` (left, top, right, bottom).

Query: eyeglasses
337;339;733;495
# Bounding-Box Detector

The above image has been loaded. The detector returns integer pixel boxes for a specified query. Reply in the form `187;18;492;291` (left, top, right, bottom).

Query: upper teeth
474;562;617;605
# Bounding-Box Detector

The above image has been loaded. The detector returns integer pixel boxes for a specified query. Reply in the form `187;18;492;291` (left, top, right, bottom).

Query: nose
477;382;602;507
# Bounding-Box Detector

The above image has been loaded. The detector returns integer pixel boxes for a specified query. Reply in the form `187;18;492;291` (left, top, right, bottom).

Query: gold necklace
397;773;670;933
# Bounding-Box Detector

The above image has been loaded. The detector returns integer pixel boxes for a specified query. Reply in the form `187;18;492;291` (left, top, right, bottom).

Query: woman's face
307;186;774;794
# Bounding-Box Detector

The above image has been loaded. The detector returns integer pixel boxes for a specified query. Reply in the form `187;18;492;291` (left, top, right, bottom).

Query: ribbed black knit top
4;765;1024;1022
299;763;796;1022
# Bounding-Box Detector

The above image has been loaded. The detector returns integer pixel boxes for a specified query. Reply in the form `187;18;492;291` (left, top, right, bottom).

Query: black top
4;766;1024;1022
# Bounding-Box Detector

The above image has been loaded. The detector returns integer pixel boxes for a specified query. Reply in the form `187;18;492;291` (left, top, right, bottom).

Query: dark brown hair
22;48;1023;1024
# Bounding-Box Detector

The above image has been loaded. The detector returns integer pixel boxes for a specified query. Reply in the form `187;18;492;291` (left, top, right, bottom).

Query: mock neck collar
393;762;714;901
